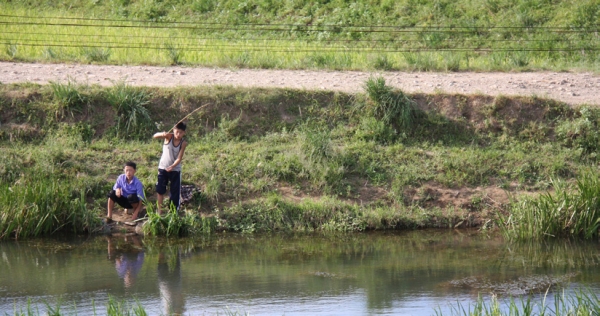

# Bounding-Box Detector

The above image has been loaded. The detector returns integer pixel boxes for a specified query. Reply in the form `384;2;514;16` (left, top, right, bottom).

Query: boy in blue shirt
106;161;145;223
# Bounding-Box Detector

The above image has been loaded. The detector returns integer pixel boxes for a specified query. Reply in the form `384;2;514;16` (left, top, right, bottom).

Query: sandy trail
1;62;598;105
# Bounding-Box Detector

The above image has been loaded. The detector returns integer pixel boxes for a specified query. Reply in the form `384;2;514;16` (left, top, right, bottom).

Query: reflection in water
107;236;145;289
157;248;185;315
2;231;600;315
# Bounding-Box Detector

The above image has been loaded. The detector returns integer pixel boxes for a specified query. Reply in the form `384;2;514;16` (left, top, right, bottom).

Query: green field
1;0;599;71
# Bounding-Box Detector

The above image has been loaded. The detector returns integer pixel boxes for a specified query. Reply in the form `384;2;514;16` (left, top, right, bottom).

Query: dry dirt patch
1;62;599;106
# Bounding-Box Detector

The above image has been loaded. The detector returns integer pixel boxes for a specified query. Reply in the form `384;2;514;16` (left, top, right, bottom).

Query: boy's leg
107;190;133;220
107;198;115;220
127;194;142;220
169;171;182;211
155;169;169;215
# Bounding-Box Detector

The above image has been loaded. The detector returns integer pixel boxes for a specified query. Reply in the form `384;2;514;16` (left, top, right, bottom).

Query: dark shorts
108;190;140;209
156;169;181;209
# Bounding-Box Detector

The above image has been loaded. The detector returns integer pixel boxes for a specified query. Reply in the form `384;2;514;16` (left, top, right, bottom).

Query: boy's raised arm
153;132;167;139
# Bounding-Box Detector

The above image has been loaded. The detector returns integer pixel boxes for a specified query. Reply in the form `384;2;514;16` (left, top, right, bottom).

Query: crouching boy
106;161;145;223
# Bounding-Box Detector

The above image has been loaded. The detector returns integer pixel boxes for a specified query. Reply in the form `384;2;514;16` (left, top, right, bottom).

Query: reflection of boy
107;236;145;289
106;161;145;222
153;122;188;213
116;251;145;289
158;251;185;315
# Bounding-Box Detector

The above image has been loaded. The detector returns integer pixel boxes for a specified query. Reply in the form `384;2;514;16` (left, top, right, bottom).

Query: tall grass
0;175;99;240
364;76;420;131
499;171;600;240
437;288;600;316
143;203;217;237
104;82;154;140
49;79;88;119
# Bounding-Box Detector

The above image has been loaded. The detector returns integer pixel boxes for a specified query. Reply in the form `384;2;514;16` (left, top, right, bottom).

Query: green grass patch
1;79;599;239
0;1;599;71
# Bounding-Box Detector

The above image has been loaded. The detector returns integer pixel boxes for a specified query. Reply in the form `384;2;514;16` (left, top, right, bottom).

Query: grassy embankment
1;0;599;71
1;78;600;239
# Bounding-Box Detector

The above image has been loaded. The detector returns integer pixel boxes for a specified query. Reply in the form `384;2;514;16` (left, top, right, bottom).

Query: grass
0;79;599;239
0;173;100;240
437;289;600;316
8;289;600;315
104;81;154;140
0;1;599;72
499;171;600;241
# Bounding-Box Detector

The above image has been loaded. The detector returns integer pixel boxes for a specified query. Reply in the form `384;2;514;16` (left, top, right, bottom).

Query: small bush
299;125;333;164
5;43;17;59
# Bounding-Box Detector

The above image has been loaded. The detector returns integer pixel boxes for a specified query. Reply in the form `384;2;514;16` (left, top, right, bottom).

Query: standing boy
153;122;188;213
107;161;145;223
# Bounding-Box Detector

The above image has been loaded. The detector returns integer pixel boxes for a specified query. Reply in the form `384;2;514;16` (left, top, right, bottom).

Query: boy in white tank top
153;122;188;214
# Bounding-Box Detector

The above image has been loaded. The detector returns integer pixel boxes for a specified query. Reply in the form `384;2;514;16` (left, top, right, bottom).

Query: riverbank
2;78;599;239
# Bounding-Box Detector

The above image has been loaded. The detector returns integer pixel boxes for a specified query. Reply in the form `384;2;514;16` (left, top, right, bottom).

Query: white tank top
158;137;183;172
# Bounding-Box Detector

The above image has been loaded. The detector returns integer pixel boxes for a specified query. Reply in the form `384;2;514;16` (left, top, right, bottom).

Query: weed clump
105;82;154;140
363;76;420;133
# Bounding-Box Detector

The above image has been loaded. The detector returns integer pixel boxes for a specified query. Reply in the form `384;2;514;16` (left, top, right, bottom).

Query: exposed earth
1;62;599;106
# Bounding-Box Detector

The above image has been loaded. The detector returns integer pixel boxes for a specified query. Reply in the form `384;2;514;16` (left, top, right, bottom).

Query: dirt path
1;62;599;106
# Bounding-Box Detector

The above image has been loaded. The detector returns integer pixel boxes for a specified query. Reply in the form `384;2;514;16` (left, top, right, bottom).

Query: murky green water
1;230;600;315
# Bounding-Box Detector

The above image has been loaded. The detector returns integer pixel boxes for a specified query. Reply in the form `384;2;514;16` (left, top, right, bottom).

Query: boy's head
173;122;186;139
124;161;137;180
175;122;186;131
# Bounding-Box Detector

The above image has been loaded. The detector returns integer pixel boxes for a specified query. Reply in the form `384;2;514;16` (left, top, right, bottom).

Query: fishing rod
165;103;210;134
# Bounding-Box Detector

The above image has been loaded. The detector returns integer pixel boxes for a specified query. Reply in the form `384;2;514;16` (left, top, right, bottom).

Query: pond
1;230;599;315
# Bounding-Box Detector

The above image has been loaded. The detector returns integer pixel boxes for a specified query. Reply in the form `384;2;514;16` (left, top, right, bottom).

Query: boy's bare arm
152;132;172;139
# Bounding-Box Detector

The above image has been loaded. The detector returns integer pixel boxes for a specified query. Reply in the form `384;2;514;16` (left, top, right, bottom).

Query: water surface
1;230;599;315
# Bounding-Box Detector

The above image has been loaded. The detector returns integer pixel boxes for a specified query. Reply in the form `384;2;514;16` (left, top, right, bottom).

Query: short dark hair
125;161;137;170
175;122;186;131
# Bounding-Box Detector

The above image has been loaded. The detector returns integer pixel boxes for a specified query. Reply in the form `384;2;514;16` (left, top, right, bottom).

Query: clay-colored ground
1;62;599;106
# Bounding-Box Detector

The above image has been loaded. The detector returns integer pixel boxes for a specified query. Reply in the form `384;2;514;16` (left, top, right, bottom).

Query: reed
104;82;154;140
0;175;99;240
499;171;600;240
436;288;600;316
